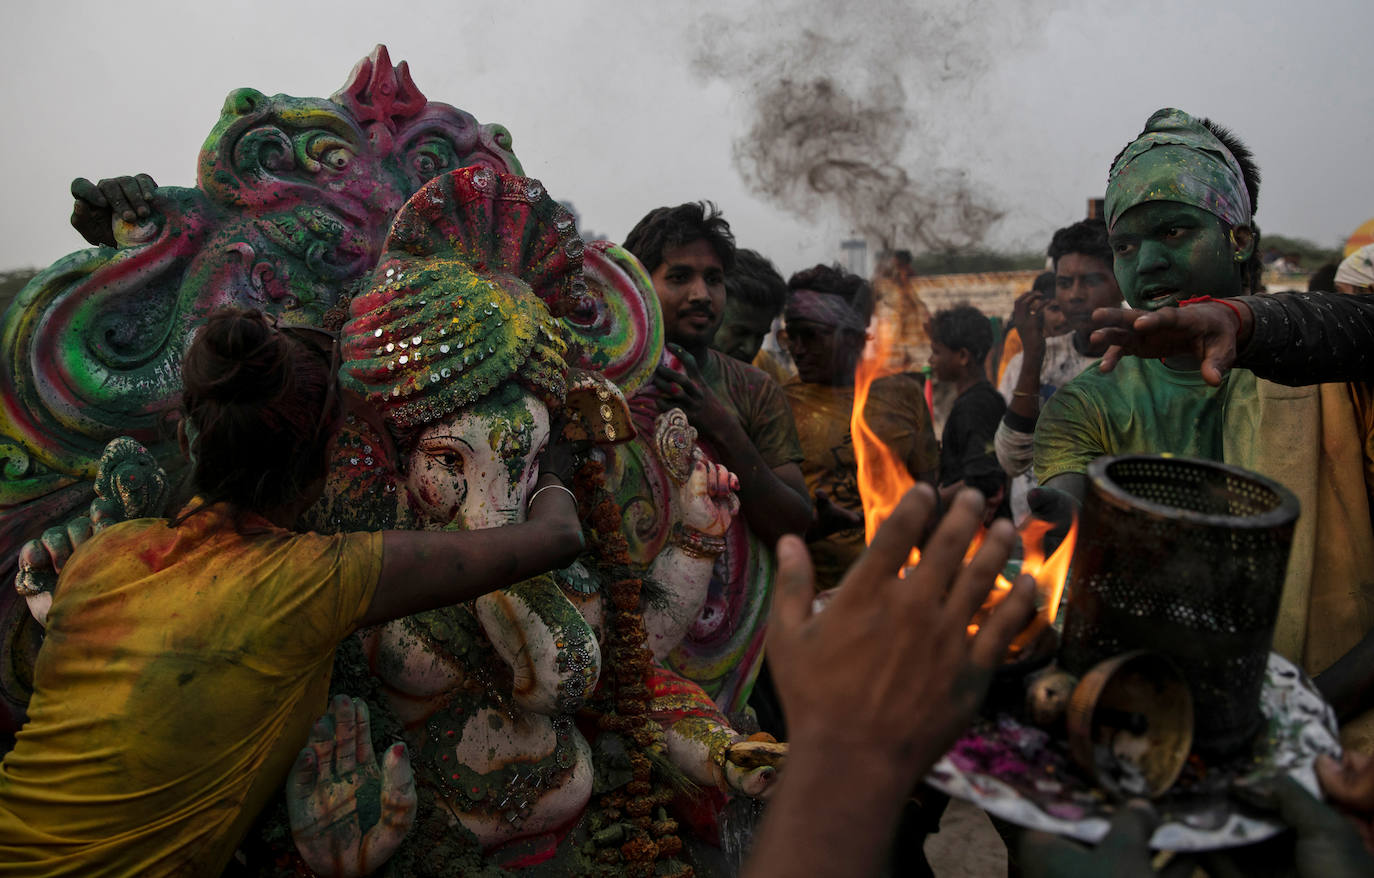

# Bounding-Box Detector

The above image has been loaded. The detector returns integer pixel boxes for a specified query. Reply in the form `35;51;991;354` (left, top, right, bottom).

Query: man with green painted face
1033;108;1374;753
1034;108;1263;501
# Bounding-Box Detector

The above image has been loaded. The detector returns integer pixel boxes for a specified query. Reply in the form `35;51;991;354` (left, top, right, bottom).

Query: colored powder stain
137;545;172;573
177;671;195;686
487;713;504;731
356;773;382;835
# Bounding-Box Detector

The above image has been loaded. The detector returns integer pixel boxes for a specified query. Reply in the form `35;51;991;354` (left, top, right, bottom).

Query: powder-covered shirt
784;373;938;589
0;503;381;877
699;348;805;469
995;332;1098;522
1033;356;1250;484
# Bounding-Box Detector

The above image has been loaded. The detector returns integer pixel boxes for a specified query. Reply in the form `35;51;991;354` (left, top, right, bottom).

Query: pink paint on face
404;392;550;530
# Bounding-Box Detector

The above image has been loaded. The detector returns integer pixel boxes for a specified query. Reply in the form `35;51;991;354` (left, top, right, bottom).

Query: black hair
1048;219;1112;269
931;304;993;362
726;248;788;314
623;201;736;275
1198;116;1260;215
180;307;338;513
1309;262;1340;293
787;263;875;324
1032;270;1057;295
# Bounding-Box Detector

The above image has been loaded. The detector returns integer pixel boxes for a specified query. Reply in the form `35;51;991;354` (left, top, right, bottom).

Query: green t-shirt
1034;356;1258;484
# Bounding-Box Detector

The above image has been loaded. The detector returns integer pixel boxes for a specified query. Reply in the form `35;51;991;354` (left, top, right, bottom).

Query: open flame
850;331;1077;625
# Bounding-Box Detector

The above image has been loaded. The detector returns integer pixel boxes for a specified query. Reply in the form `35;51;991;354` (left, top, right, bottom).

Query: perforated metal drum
1057;455;1299;757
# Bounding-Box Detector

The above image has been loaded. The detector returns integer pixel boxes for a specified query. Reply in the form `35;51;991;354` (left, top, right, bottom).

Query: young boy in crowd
929;305;1008;521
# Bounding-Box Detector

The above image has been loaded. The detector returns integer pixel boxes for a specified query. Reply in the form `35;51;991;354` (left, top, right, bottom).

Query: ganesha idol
2;48;782;874
234;166;780;876
2;47;772;750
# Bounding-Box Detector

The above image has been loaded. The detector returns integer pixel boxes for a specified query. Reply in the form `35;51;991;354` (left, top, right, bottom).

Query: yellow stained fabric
784;374;938;591
1226;381;1374;752
0;503;381;876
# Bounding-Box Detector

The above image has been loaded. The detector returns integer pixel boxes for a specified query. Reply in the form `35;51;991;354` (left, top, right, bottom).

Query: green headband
1105;108;1252;230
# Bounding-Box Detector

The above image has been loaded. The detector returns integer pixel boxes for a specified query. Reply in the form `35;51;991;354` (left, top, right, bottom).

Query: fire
850;330;1078;623
851;329;917;557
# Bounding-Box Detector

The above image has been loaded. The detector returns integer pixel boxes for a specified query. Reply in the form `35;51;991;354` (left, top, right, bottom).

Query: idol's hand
1090;301;1251;386
16;516;95;624
288;695;417;878
70;174;158;246
724;739;787;798
677;449;740;537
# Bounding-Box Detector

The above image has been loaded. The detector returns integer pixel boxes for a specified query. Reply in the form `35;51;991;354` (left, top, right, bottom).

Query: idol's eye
407;137;457;179
306;134;355;171
422;445;465;470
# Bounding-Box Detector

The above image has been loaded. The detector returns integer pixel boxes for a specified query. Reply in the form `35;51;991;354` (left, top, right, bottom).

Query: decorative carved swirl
653;409;698;486
89;437;170;527
566;242;664;396
232;122;297;178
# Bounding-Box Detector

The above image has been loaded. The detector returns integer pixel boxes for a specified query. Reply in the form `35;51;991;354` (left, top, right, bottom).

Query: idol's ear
1230;225;1257;262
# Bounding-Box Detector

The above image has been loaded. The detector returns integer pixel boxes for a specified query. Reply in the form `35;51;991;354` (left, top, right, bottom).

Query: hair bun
186;308;293;404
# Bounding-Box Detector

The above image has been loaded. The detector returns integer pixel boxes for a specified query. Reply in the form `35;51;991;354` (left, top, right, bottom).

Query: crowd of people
2;102;1374;878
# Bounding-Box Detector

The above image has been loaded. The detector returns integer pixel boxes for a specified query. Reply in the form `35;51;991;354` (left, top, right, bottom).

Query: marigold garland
574;454;694;877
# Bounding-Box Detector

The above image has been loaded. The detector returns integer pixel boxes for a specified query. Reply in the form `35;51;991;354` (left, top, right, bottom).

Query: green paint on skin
356;772;383;835
1108;202;1248;311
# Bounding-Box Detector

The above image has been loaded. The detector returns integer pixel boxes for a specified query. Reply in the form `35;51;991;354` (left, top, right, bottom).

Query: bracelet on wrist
669;522;727;559
1178;295;1244;332
528;483;577;510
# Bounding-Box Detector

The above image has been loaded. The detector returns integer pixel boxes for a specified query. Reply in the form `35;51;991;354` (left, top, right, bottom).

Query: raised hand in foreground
743;486;1036;878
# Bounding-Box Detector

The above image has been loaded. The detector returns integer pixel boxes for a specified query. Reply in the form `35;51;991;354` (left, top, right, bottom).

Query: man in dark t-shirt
929;305;1009;522
623;203;811;546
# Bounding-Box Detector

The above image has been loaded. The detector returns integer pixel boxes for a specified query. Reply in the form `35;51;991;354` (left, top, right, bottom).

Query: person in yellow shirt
0;308;584;876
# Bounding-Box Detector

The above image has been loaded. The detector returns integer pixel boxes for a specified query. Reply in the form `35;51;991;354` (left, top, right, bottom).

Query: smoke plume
693;1;1065;253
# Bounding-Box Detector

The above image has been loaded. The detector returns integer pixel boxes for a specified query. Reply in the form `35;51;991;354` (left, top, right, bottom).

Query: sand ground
923;798;1009;877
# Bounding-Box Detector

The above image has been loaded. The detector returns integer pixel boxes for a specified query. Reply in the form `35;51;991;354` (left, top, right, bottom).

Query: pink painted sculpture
265;167;778;875
3;50;784;874
0;46;520;726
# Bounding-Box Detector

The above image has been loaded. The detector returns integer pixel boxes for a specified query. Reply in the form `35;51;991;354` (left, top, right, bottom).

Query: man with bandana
779;264;938;592
1034;108;1374;752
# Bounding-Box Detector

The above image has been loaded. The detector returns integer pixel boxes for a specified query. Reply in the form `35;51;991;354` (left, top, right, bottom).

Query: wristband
1177;296;1243;332
528;483;576;510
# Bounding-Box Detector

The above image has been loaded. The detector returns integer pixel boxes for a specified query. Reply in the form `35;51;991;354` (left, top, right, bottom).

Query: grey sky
2;0;1370;277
